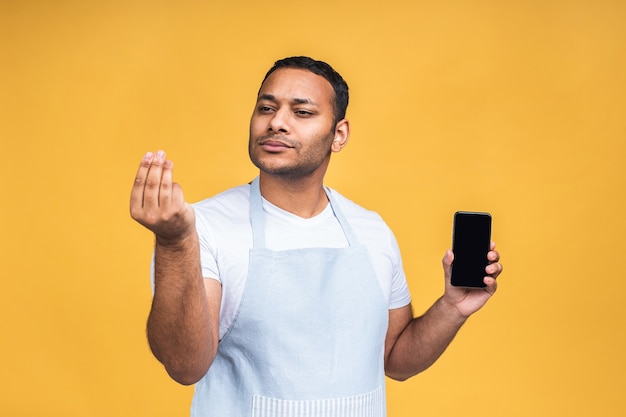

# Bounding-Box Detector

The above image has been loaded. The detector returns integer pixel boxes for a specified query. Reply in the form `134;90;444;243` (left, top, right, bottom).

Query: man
130;56;502;416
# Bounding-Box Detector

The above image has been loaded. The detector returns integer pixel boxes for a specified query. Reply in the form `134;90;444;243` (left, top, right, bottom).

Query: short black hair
261;56;349;125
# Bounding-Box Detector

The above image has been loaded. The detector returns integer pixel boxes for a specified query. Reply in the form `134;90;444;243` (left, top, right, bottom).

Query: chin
254;161;315;179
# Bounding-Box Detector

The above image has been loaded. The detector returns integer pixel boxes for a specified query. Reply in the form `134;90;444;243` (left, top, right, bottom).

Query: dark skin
130;68;503;385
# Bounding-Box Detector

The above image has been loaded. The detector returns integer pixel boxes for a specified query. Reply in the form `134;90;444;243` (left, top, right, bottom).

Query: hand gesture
130;151;195;245
441;242;503;318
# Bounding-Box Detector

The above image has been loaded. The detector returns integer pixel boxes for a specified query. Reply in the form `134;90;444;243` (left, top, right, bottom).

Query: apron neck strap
249;176;359;248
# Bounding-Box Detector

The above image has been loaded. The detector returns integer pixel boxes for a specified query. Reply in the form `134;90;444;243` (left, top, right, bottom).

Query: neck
258;172;329;219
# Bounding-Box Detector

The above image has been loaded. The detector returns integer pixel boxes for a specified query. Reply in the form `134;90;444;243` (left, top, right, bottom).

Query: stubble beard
249;131;334;180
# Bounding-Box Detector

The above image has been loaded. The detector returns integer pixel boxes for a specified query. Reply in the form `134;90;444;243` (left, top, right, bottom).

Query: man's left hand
441;242;503;318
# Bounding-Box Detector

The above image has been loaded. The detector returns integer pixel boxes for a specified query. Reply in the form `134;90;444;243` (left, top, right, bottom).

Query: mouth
258;136;295;152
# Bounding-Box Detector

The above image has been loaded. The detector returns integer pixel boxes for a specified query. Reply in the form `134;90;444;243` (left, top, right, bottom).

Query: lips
258;136;295;152
263;140;290;147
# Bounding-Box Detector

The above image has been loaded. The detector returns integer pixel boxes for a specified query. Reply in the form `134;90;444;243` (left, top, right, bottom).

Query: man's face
249;68;337;179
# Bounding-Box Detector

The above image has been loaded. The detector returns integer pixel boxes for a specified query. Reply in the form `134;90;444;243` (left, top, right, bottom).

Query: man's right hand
130;150;196;245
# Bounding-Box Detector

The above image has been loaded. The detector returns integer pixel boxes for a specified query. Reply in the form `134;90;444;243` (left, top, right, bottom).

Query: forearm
386;297;467;381
147;233;217;385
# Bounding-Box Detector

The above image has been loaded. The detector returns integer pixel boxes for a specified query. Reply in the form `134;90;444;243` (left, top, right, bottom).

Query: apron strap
325;186;359;247
249;176;359;248
249;177;266;249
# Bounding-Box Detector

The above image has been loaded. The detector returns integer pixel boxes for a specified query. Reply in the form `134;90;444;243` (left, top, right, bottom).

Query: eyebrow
258;94;318;106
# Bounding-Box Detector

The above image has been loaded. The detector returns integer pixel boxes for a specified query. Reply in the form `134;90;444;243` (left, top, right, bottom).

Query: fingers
130;151;155;211
159;159;174;210
130;150;175;221
488;242;499;261
486;262;503;278
143;150;167;209
130;151;195;241
482;276;498;295
486;242;503;279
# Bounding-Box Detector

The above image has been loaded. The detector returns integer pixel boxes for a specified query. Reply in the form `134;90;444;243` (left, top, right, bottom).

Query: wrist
438;296;470;323
155;228;198;250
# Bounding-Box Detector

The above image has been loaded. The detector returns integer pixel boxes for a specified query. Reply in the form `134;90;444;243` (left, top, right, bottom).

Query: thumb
442;249;454;282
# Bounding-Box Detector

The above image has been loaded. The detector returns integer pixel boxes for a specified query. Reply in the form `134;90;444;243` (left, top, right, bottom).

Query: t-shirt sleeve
148;210;221;294
195;208;221;282
387;228;412;309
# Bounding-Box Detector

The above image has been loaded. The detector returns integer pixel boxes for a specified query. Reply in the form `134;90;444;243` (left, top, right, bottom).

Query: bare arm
130;151;220;385
384;244;502;381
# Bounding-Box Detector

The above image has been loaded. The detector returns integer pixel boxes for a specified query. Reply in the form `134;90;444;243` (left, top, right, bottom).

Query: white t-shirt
192;183;412;340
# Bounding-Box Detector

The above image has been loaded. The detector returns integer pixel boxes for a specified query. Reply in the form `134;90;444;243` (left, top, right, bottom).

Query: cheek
309;131;335;154
250;114;269;133
249;118;260;135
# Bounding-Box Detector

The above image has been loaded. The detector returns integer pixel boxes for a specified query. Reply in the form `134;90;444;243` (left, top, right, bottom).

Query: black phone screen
451;211;492;288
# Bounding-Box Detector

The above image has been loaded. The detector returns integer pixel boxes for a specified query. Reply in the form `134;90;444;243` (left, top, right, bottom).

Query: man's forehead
258;68;334;102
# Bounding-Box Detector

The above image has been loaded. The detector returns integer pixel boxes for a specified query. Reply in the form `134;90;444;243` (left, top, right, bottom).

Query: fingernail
156;150;165;159
143;152;153;161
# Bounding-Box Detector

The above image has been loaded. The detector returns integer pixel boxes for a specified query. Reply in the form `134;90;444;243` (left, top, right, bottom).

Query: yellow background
2;0;625;416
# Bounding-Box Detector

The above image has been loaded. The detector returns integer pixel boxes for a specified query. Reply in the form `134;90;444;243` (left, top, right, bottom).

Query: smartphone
451;211;492;288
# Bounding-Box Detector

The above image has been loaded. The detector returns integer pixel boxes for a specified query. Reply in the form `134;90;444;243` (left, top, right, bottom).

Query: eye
294;109;314;117
258;105;275;113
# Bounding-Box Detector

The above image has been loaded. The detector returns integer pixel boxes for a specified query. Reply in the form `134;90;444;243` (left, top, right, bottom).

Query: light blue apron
191;177;389;417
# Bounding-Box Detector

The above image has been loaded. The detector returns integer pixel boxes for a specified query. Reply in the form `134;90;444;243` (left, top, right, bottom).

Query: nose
268;108;290;134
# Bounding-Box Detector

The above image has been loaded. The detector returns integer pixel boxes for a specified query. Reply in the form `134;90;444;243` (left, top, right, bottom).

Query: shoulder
192;183;252;234
326;187;389;228
326;186;399;250
193;183;250;216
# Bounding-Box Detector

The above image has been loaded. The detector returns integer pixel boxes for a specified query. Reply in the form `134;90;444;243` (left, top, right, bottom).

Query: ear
331;119;350;153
